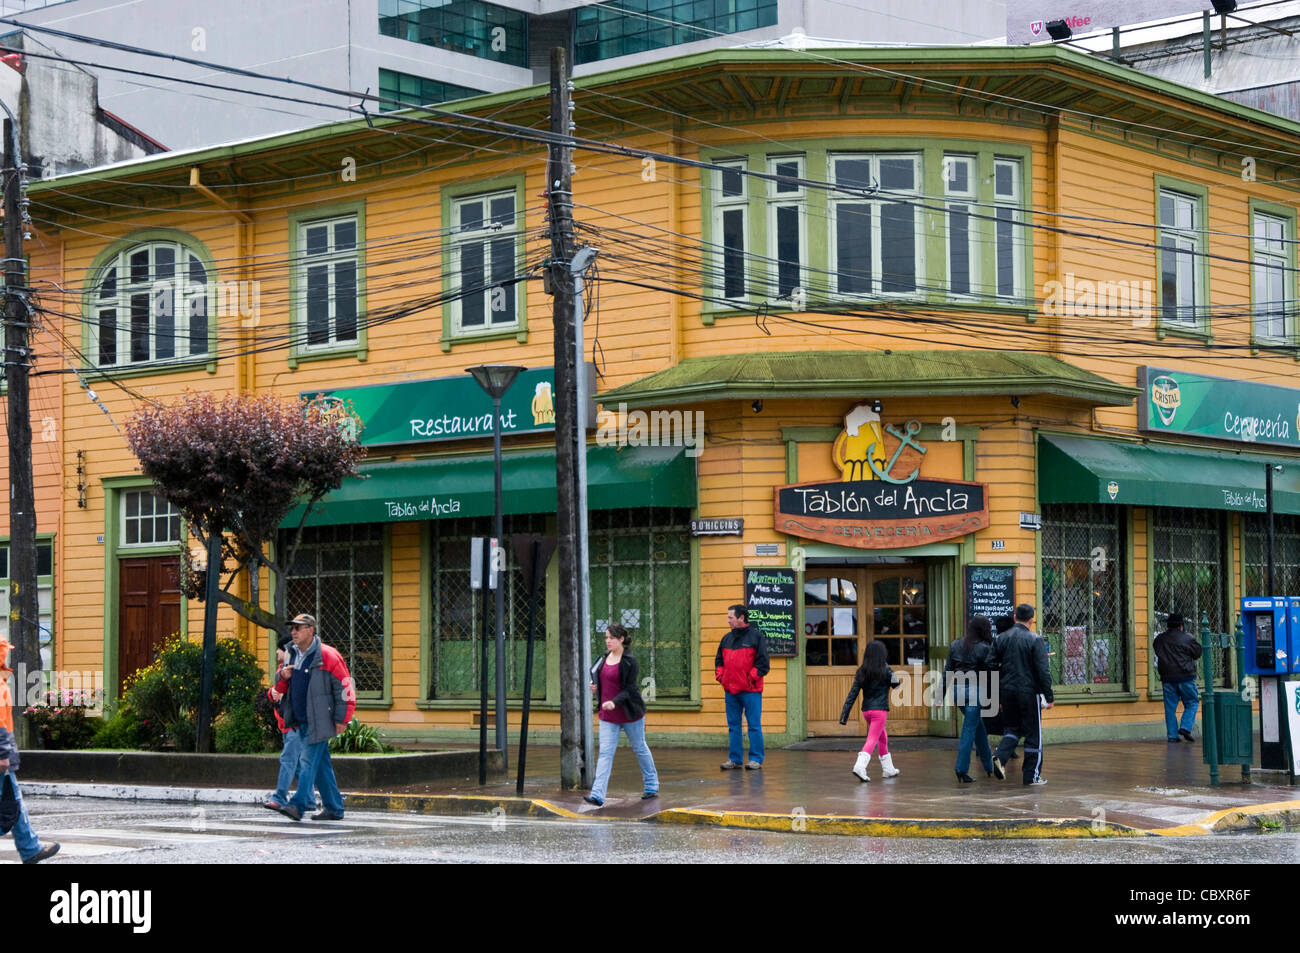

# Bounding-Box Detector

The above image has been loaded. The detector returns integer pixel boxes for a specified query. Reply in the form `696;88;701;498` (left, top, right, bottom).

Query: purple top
598;659;631;723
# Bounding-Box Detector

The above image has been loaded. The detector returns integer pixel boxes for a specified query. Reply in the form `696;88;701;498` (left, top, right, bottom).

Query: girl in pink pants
838;641;902;781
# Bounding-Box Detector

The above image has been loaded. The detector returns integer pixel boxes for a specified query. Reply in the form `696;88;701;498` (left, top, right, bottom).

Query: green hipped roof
596;351;1137;408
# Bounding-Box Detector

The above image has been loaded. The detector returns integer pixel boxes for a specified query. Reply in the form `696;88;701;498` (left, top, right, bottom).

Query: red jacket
714;625;771;695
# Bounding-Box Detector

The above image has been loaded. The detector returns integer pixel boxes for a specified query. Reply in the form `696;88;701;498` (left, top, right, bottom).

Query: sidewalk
24;738;1300;838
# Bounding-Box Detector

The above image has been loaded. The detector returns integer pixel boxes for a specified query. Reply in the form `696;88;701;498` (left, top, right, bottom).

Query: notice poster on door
744;566;797;657
1063;626;1086;684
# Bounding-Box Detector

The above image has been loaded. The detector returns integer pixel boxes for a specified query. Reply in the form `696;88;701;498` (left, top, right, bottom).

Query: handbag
0;774;20;836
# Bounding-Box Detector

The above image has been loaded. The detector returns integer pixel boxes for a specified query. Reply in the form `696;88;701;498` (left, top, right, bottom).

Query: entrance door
118;556;181;689
804;566;930;736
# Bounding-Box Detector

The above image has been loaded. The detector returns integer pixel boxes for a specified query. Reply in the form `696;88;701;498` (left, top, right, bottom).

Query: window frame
80;230;217;378
992;156;1027;303
0;535;56;673
698;139;1034;324
712;158;749;303
1153;177;1211;339
943;153;979;299
829;151;925;300
288;202;367;368
1248;200;1296;349
765;155;806;304
440;176;529;351
119;490;184;549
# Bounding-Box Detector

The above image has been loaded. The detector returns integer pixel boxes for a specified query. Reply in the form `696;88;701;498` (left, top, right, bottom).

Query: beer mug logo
1150;376;1181;426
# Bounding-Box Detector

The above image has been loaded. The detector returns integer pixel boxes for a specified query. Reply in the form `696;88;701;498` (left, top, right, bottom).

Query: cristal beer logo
1107;481;1119;501
1150;375;1181;426
1029;20;1044;36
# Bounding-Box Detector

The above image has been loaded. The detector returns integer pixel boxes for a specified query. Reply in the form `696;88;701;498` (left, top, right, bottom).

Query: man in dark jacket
715;604;770;770
990;604;1054;785
0;728;59;863
1153;612;1201;742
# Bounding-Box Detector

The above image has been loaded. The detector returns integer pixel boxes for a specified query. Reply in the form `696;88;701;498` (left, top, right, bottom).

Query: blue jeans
4;771;43;861
289;729;345;816
270;727;305;807
1163;679;1199;738
954;684;992;776
724;691;764;765
589;717;659;802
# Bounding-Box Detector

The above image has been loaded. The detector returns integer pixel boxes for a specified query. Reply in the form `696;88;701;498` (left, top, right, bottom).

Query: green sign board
1138;366;1300;450
303;367;560;447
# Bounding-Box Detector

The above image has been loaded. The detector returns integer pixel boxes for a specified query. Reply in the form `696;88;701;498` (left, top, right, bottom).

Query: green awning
285;444;696;528
1038;434;1300;514
598;351;1138;408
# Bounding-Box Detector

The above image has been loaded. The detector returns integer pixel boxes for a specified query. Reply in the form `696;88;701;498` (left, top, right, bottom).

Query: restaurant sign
303;366;586;448
1138;366;1300;450
775;478;989;550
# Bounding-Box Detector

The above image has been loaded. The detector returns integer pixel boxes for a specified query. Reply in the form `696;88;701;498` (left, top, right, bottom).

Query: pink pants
861;710;890;755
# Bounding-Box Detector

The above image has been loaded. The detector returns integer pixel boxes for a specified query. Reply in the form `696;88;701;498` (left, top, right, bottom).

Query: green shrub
89;707;144;749
214;703;276;754
330;717;383;753
120;634;268;752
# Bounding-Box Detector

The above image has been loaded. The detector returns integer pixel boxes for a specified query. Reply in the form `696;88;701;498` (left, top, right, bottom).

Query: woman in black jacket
839;640;902;782
946;615;997;783
584;624;659;806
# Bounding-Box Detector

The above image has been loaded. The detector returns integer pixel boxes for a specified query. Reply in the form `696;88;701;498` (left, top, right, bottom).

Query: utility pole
548;46;584;789
3;113;38;743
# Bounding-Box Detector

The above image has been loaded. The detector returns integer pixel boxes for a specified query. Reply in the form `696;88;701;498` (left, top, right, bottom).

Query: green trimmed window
378;0;527;67
767;155;805;301
993;158;1025;299
426;514;548;700
1157;188;1206;328
378;68;483;110
587;508;693;700
296;215;359;351
1251;210;1293;343
91;241;209;368
1151;507;1229;687
0;539;54;670
449;189;521;335
1243;513;1300;595
280;524;385;697
712;160;748;301
121;491;182;548
831;152;923;297
944;155;978;297
1040;503;1127;689
574;0;777;64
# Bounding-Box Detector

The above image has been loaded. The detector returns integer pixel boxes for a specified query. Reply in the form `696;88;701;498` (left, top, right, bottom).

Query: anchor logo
868;420;927;485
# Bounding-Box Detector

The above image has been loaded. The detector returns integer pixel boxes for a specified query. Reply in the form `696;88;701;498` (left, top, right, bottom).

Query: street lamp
468;364;525;772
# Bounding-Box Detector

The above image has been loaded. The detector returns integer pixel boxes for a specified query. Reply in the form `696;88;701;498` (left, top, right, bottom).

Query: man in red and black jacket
715;604;770;770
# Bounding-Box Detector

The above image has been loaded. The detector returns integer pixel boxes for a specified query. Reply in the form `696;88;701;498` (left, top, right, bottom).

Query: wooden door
804;566;930;736
118;556;181;689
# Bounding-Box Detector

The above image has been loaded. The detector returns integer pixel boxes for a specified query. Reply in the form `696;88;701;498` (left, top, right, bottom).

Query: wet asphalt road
6;797;1300;864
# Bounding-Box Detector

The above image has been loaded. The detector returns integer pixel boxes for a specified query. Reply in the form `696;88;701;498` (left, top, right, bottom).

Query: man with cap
263;634;314;814
0;637;59;862
1153;612;1201;742
276;613;355;822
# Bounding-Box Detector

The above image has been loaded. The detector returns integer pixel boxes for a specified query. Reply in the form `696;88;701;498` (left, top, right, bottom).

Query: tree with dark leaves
126;391;365;635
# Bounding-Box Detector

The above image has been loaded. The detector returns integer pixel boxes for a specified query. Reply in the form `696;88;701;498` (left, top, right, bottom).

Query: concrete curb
23;783;1300;838
651;807;1151;838
1149;799;1300;836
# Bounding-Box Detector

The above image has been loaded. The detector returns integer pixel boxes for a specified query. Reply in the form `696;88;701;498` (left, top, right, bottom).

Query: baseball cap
290;613;317;628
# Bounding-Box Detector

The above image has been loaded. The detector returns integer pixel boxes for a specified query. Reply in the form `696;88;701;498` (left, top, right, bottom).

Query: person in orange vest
0;637;60;863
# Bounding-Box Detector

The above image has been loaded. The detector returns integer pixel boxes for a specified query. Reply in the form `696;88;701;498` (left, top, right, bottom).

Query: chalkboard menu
965;564;1016;623
744;566;798;657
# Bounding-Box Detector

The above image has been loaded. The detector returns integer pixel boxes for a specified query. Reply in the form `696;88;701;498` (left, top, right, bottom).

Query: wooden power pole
3;115;39;741
548;47;584;789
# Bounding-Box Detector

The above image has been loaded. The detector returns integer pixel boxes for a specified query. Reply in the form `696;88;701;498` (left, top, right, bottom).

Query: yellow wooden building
20;45;1300;746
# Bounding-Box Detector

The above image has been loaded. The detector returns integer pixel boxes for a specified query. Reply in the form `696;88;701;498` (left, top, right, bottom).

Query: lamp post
468;364;525;771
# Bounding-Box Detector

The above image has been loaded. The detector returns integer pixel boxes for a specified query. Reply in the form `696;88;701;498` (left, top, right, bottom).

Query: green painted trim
418;522;431;702
1125;506;1137;695
699;138;1034;320
286;199;369;370
0;532;56;673
690;532;702;707
79;228;220;377
1040;719;1176;743
376;523;394;707
1143;506;1157;701
1153;174;1212;340
782;434;807;739
1247;197;1298;352
799;541;962;559
439;174;529;352
782;426;838;442
100;476;189;709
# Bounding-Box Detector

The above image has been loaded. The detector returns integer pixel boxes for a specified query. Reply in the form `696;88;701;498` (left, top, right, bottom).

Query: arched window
91;240;209;367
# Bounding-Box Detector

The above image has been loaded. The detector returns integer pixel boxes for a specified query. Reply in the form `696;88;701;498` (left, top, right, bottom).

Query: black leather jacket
589;652;648;721
991;624;1054;702
1153;627;1202;682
